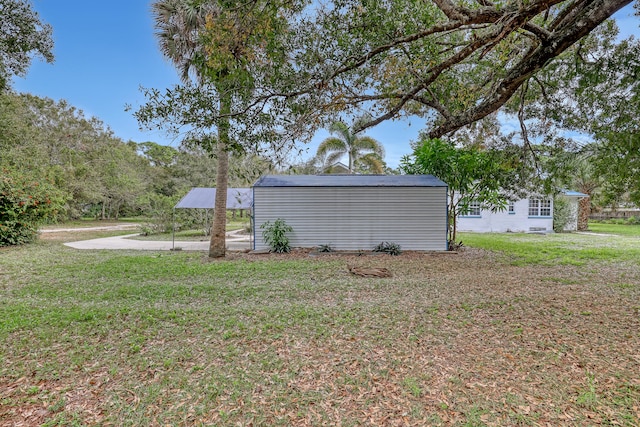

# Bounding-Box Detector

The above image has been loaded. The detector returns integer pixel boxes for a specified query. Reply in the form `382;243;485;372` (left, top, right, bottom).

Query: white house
457;191;588;233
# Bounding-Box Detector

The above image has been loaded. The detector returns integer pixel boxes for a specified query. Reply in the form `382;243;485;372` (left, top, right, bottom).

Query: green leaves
401;137;514;242
292;0;632;138
0;169;66;246
0;0;54;90
260;218;293;253
316;119;386;173
507;21;640;208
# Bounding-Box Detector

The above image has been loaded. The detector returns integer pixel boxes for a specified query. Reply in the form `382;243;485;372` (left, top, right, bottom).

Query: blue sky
13;1;640;169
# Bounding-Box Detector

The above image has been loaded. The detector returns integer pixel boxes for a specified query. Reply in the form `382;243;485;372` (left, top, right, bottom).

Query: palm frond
328;121;352;143
357;153;385;174
151;0;216;84
325;151;344;167
356;136;385;157
315;120;386;175
317;137;346;157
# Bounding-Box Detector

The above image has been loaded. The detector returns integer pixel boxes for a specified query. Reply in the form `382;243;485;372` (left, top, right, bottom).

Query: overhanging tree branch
426;0;631;138
289;0;632;140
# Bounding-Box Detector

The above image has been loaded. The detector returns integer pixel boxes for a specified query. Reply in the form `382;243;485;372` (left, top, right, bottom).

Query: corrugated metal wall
253;186;447;251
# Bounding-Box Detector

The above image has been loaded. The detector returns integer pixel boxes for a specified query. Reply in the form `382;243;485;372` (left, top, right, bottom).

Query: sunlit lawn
459;224;640;265
587;221;640;237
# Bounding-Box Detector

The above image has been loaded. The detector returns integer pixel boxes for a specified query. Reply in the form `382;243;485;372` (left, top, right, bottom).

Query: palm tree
152;0;230;258
151;0;302;256
152;0;215;83
316;119;385;174
572;156;601;231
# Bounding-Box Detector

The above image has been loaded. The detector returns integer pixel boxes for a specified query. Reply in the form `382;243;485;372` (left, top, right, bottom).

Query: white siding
253;186;447;251
457;199;553;233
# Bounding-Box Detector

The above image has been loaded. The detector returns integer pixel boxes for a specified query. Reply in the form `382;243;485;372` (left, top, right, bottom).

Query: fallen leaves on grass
1;247;639;426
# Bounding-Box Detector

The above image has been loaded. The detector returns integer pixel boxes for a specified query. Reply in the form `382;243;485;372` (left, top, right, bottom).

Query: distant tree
0;93;150;219
593;132;640;207
97;141;148;219
401;137;515;244
316;119;385;174
286;156;323;175
0;0;54;91
560;153;601;230
228;154;276;187
138;142;181;197
138;141;178;168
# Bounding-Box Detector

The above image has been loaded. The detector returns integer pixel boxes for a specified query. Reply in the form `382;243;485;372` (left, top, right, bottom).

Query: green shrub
137;193;179;235
553;196;574;233
0;169;67;246
139;222;166;236
373;241;402;256
260;218;293;253
316;243;333;252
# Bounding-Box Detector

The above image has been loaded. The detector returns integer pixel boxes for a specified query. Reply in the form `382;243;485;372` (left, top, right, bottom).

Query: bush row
591;216;640;225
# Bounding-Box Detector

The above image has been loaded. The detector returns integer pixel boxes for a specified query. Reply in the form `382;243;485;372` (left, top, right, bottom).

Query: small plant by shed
260;218;293;253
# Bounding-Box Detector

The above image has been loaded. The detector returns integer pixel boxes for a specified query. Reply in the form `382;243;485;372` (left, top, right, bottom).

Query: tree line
0;91;274;245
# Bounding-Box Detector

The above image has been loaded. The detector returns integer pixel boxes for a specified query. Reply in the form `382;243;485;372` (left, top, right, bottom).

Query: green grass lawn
587;222;640;236
459;227;640;266
1;230;639;426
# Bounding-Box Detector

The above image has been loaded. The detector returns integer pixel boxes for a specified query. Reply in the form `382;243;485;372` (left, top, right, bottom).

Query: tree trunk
209;95;231;258
578;196;591;231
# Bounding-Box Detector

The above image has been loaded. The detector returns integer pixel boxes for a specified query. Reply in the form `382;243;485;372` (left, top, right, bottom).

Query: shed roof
174;188;252;209
562;189;589;198
253;174;447;188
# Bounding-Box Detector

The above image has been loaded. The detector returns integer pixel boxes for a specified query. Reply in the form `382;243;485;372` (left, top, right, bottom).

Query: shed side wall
253;187;447;251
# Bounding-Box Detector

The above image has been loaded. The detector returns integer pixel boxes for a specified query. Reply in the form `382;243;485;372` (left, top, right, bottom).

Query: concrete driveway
63;230;251;252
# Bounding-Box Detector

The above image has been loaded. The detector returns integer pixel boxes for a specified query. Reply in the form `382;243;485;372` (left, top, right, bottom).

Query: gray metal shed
252;175;448;251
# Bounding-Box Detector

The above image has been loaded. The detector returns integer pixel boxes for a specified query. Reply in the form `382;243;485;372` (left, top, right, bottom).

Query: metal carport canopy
174;188;252;209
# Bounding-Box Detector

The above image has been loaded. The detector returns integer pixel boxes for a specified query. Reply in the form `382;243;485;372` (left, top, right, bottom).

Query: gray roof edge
253;174;448;187
561;189;589;198
174;187;252;209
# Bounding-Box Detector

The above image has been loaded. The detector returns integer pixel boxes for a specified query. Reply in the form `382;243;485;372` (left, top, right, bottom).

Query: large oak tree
291;0;634;137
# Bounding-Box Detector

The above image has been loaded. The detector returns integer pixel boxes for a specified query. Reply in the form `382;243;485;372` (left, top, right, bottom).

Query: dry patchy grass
0;239;639;426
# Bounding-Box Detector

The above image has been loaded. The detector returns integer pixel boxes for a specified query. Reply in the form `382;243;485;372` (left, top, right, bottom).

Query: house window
508;201;515;214
463;201;481;217
528;198;551;217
